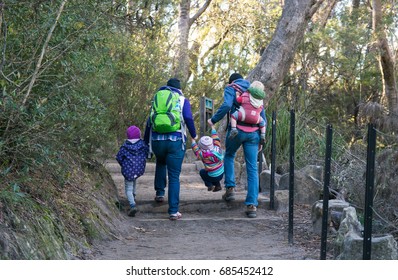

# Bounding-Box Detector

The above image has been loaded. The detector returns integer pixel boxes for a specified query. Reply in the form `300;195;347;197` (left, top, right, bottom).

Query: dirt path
90;161;323;260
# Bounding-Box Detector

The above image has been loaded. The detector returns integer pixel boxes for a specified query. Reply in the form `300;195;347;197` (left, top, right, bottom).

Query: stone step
110;174;204;185
115;189;271;215
105;161;199;174
104;158;270;217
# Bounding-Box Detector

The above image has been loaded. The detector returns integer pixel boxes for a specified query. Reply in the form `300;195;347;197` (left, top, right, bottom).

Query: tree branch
21;0;68;107
189;0;212;28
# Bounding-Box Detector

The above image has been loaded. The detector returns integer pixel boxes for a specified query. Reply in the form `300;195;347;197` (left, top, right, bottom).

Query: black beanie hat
167;78;181;89
228;73;243;84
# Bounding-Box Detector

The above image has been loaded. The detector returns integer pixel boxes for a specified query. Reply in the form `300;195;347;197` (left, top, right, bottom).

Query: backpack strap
237;121;260;127
227;83;244;131
178;95;187;150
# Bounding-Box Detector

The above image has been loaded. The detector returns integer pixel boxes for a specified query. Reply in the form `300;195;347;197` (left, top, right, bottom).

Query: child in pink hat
116;126;149;217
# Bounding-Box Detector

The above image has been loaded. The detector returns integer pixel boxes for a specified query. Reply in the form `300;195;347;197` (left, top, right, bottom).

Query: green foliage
284;2;383;142
0;0;116;179
0;183;26;204
263;103;346;170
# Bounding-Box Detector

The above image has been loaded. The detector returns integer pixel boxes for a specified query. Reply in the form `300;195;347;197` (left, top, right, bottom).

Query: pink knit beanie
126;126;141;140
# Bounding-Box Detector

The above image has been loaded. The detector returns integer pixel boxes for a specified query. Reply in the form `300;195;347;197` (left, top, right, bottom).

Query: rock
311;199;350;234
336;232;398;260
335;207;398;260
279;170;323;205
259;170;281;194
300;165;323;182
273;190;289;213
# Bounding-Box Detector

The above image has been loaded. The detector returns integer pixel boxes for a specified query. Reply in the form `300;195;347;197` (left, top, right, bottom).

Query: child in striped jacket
191;125;224;192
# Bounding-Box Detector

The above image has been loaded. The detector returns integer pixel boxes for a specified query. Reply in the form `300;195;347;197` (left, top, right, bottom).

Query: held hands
207;119;216;131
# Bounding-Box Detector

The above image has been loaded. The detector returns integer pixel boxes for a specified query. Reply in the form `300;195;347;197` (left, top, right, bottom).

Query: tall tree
247;0;325;103
174;0;212;86
372;0;398;128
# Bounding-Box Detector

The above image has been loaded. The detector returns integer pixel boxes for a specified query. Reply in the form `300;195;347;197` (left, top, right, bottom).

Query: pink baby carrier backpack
236;92;263;125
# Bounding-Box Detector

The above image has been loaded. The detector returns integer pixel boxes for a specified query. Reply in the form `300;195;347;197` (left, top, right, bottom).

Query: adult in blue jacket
208;73;266;218
144;78;197;220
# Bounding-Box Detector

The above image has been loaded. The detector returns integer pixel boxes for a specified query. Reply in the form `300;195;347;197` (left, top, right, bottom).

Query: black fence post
199;97;214;137
288;109;295;245
269;111;276;210
258;147;263;193
320;124;333;260
363;123;376;260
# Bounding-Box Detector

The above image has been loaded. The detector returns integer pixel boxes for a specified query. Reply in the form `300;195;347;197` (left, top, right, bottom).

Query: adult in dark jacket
144;78;197;220
208;73;266;218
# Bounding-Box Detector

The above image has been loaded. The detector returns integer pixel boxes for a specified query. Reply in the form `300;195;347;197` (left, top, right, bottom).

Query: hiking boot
229;128;238;139
169;212;182;220
222;187;235;201
128;207;137;217
246;205;257;218
154;196;164;203
213;182;222;192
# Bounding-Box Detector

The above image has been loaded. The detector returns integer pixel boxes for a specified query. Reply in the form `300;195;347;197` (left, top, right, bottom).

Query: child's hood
122;139;148;152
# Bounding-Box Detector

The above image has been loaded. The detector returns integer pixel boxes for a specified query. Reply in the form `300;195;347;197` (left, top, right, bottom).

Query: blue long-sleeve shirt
211;78;266;128
144;86;197;144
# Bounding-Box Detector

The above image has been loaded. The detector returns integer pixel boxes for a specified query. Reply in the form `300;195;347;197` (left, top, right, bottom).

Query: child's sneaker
207;185;215;191
246;205;257;218
128;206;137;217
169;212;182;220
229;128;238;139
154;196;164;203
222;187;235;201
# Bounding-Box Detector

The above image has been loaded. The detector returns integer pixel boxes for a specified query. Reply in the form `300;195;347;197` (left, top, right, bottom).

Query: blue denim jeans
152;139;185;214
224;129;260;206
125;179;136;208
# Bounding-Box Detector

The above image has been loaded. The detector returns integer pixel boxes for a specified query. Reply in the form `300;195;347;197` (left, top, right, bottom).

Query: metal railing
261;110;377;259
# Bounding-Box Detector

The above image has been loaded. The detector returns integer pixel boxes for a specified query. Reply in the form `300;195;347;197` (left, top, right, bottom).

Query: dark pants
199;169;223;188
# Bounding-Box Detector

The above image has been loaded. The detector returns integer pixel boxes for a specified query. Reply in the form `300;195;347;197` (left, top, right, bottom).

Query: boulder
259;170;282;194
273;190;289;213
279;170;323;205
300;165;323;182
335;207;398;260
311;199;350;234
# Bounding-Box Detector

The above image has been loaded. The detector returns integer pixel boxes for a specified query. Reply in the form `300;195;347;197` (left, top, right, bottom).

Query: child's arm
211;126;221;147
191;138;200;158
116;147;124;165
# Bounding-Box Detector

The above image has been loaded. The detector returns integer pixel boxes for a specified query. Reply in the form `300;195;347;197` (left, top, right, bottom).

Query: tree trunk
247;0;324;104
174;0;190;84
174;0;212;87
372;0;398;117
21;0;68;107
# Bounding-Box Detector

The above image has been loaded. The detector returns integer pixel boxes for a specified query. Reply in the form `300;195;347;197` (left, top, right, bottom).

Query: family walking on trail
116;73;267;220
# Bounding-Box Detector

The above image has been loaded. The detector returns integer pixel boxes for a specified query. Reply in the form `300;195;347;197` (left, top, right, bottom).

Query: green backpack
150;88;183;133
